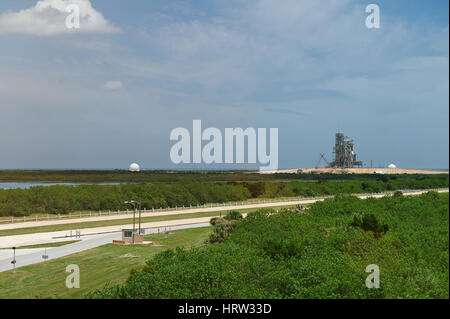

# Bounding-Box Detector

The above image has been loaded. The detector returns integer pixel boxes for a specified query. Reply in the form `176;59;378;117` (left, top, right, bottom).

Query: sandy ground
262;168;449;174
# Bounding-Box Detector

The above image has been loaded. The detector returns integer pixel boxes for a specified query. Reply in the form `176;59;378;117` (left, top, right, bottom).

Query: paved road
1;188;447;231
0;200;306;231
0;222;211;273
0;216;223;248
0;232;121;273
0;189;447;272
0;189;447;249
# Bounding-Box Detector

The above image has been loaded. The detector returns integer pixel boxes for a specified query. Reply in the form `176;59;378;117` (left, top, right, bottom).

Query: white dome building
388;163;397;169
129;163;140;172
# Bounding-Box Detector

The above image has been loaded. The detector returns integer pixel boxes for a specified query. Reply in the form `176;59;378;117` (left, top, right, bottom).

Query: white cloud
102;81;124;90
0;0;120;36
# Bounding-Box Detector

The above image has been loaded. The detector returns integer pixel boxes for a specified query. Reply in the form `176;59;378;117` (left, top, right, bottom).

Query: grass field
0;226;212;299
0;206;296;237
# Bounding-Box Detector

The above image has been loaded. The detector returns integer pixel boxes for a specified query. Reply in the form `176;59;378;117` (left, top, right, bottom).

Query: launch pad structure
328;132;363;168
261;130;449;175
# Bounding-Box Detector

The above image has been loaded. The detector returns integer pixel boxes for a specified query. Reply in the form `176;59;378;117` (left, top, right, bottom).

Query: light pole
124;200;142;243
138;201;141;234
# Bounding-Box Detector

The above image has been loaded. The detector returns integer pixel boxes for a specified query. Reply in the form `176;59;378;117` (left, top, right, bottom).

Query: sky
0;0;448;170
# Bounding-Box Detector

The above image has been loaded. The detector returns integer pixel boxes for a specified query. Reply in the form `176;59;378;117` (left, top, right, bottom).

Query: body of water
0;182;121;190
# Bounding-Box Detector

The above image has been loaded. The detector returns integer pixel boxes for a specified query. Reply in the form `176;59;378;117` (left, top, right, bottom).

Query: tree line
0;175;447;216
1;169;447;183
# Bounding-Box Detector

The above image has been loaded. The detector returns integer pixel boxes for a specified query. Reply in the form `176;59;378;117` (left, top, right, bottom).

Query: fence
0;188;446;224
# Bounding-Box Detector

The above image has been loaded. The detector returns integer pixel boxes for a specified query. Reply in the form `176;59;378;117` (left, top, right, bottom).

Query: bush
209;218;239;243
209;217;222;226
224;211;243;221
86;193;449;299
350;212;389;238
393;190;403;197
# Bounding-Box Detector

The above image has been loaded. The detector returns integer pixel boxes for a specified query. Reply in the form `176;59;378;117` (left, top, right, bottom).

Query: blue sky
0;0;448;169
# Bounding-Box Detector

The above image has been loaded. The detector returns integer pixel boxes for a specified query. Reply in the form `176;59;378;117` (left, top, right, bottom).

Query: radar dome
388;163;397;169
129;163;140;172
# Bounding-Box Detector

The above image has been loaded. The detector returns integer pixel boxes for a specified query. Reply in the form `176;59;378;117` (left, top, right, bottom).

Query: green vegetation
0;227;212;299
88;192;449;299
0;240;80;250
209;211;243;243
1;169;447;183
0;169;267;183
0;175;447;216
350;212;389;238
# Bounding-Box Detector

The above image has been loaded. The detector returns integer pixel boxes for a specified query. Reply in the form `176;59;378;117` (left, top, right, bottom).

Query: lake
0;182;121;190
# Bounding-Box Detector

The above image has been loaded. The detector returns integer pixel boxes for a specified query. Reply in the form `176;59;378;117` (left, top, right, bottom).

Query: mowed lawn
0;226;212;299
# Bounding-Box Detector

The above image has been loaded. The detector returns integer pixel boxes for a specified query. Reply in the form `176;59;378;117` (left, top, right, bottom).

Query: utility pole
138;202;142;235
125;200;142;244
133;208;136;244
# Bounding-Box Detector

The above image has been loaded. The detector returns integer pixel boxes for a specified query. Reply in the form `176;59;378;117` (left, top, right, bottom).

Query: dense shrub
393;190;403;197
87;192;449;299
350;212;389;237
224;211;243;221
209;212;243;243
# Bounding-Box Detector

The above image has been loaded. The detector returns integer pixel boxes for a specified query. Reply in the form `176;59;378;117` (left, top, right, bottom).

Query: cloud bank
0;0;447;169
0;0;120;36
